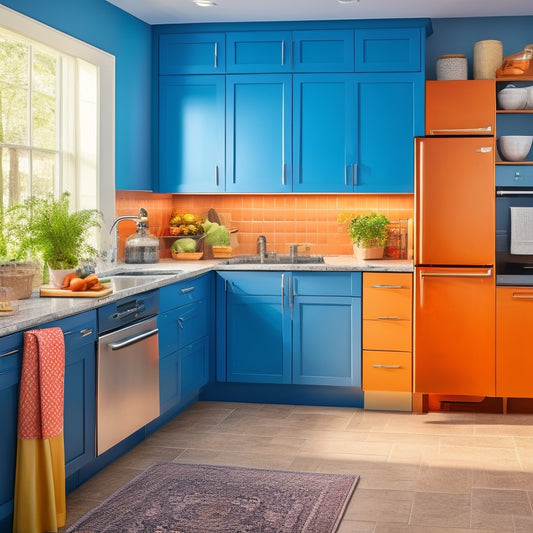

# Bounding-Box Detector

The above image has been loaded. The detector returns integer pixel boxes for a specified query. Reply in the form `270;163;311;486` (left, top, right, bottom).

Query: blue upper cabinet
159;33;225;74
293;30;354;72
226;31;291;73
293;74;357;192
355;28;422;72
356;73;422;193
159;75;225;193
226;74;292;193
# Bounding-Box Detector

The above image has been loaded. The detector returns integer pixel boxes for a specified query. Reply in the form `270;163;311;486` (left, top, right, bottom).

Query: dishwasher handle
108;328;159;351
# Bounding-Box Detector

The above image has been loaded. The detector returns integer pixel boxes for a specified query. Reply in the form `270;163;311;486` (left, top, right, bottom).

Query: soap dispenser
124;208;160;264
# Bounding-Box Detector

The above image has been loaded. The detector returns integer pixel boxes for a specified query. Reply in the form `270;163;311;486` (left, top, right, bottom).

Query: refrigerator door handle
420;268;492;278
429;126;493;135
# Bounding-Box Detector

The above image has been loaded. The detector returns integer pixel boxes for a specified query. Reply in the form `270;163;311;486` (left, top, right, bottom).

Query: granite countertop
0;256;413;336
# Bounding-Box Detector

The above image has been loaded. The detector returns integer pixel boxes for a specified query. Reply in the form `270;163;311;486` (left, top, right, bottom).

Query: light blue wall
0;0;152;191
427;16;533;80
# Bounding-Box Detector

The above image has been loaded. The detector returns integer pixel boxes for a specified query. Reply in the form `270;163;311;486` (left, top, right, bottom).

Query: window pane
32;91;56;149
1;146;30;208
31;149;56;197
0;35;29;145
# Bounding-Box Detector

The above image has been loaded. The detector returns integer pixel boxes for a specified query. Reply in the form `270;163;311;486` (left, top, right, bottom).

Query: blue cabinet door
293;74;357;192
292;295;361;387
293;30;354;72
355;28;422;73
0;333;22;531
356;73;423;193
179;337;209;401
159;33;225;75
216;272;291;383
226;31;291;73
159;75;225;193
226;74;292;193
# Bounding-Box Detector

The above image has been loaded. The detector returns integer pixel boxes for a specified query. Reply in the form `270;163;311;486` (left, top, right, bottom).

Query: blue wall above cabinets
0;0;153;192
426;16;533;80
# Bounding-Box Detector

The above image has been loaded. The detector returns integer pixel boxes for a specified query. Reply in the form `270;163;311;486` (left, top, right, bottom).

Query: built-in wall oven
496;186;533;285
96;290;160;455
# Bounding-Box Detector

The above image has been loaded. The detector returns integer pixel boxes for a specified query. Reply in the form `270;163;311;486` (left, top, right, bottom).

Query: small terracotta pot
353;245;384;260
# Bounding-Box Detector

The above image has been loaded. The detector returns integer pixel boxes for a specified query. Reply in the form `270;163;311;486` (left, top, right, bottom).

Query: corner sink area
107;272;179;291
225;254;325;265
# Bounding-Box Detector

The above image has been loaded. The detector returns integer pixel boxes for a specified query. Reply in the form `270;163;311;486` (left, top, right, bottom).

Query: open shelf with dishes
495;78;533;166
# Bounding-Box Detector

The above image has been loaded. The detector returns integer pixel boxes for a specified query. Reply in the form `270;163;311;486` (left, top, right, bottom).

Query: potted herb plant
2;192;102;285
341;212;390;260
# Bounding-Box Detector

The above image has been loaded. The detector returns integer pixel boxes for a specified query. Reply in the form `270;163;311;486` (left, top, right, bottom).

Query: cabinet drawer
159;33;225;74
159;274;210;312
363;350;411;391
45;310;97;351
363;272;412;319
496;165;533;188
355;28;421;72
292;30;354;72
363;317;411;351
294;272;362;297
226;31;291;73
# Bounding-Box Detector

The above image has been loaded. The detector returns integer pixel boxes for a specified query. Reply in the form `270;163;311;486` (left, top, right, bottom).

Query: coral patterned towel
18;327;65;439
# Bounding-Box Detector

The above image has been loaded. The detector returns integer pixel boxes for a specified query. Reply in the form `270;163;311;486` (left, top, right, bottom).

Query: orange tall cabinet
362;272;413;411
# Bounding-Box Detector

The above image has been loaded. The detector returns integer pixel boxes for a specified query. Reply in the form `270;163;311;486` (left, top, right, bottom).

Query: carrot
61;272;79;289
84;273;99;288
89;282;106;291
69;278;87;292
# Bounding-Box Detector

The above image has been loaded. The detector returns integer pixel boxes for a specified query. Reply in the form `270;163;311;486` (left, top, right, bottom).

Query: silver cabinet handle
353;164;358;186
429;126;492;135
108;328;159;350
372;284;404;289
177;317;184;329
377;316;401;321
281;273;285;308
215;165;219;186
421;269;492;278
281;40;285;65
373;364;401;369
214;41;218;68
282;163;286;186
512;292;533;299
0;348;19;358
180;286;195;294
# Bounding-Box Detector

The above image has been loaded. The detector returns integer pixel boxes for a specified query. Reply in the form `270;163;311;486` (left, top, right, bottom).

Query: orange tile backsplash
115;191;413;258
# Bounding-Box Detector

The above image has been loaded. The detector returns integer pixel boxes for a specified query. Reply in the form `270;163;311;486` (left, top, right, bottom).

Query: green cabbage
171;238;197;253
202;221;230;246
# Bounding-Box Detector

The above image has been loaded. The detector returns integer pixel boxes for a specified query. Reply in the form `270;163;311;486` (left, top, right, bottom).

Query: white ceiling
105;0;533;25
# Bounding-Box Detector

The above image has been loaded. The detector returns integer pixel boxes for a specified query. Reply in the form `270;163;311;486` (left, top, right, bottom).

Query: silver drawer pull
373;364;402;369
377;316;400;321
0;348;20;358
421;269;492;278
180;286;195;294
372;284;404;289
429;126;492;135
512;293;533;299
80;328;93;337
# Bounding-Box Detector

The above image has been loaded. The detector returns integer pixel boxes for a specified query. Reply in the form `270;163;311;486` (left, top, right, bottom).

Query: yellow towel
13;327;66;533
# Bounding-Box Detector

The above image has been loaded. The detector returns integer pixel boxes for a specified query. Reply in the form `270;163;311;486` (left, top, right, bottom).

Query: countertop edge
0;257;413;336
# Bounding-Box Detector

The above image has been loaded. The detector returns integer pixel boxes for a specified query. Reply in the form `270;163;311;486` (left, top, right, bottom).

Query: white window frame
0;3;115;230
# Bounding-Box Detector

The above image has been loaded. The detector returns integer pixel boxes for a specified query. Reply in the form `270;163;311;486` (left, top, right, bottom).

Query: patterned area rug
66;462;359;533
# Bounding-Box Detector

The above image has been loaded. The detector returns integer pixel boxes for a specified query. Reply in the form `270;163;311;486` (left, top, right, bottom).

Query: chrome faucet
257;235;267;262
108;208;148;264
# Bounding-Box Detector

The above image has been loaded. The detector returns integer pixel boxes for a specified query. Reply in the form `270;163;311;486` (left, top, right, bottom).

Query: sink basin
108;274;177;291
225;254;325;265
113;270;182;276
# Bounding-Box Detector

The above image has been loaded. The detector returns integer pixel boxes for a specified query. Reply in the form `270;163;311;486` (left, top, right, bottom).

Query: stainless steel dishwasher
97;290;160;455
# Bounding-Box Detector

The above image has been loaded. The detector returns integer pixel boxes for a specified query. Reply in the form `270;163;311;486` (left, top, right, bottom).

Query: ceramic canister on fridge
473;40;503;79
436;54;468;80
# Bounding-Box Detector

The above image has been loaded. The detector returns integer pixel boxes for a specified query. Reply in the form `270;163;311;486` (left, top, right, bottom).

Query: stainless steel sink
113;270;182;276
108;274;177;291
225;254;324;265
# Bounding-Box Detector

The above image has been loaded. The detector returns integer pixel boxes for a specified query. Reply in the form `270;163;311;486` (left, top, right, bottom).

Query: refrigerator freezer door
415;137;495;266
414;266;495;396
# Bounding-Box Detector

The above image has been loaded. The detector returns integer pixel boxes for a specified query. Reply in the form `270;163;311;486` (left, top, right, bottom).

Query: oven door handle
108;328;159;351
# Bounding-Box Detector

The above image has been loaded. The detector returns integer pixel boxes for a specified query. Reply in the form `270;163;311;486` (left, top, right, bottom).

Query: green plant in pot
3;192;102;284
343;212;390;260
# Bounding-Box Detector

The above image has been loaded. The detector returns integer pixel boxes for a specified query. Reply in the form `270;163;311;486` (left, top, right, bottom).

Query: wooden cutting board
40;284;113;298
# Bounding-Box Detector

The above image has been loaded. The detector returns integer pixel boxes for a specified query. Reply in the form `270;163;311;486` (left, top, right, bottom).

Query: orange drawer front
363;351;412;392
363;317;412;351
363;272;412;320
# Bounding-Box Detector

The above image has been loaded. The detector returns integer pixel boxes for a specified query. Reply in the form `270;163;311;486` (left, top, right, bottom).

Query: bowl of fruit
168;213;205;236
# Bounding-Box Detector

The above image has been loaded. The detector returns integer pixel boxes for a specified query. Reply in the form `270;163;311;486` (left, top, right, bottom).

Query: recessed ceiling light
193;0;217;6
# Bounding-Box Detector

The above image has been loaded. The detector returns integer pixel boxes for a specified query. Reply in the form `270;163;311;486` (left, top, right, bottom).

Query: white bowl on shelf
498;136;533;162
526;86;533;110
497;86;528;110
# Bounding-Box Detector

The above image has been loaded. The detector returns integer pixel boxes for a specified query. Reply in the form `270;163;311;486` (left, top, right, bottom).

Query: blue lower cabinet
0;332;22;532
180;337;209;400
216;271;361;387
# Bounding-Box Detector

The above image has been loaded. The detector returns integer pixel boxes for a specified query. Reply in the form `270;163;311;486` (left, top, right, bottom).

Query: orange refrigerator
414;136;496;396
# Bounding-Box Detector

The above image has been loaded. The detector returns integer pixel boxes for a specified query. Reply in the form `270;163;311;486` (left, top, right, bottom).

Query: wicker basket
0;263;40;299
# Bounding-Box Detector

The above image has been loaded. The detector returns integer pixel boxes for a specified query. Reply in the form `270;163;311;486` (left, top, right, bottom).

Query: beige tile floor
62;401;533;532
